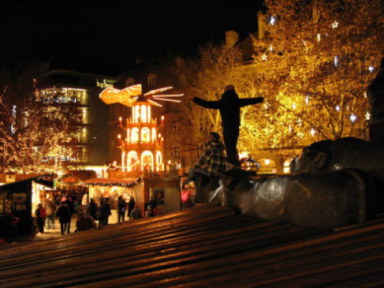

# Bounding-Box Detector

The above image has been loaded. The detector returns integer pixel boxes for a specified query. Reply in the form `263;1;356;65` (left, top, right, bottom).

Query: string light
317;33;321;42
310;128;316;136
334;56;339;67
85;178;142;188
365;112;370;121
350;114;357;123
369;65;375;72
269;16;276;25
335;105;340;111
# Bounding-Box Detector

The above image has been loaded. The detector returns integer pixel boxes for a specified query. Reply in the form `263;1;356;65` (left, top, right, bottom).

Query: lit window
141;127;150;142
131;128;139;143
152;128;157;141
141;151;154;171
147;73;157;86
141;104;147;122
125;77;135;86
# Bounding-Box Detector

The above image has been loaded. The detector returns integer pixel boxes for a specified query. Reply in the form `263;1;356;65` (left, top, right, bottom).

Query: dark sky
0;1;264;75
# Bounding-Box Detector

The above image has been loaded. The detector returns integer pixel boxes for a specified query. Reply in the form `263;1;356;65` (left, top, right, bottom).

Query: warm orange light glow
100;84;183;107
99;85;142;106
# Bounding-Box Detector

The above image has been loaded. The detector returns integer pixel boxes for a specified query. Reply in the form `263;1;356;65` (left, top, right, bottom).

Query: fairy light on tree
252;0;384;143
0;62;82;173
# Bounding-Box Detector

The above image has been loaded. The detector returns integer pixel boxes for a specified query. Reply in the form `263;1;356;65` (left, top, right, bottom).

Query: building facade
110;67;198;176
36;70;117;171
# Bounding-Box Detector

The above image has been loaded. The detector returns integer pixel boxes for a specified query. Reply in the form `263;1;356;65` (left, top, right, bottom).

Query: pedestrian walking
35;203;46;233
56;201;71;235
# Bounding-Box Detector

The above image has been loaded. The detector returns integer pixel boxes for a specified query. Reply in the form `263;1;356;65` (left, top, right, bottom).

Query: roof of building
57;170;97;184
1;204;383;287
0;174;55;191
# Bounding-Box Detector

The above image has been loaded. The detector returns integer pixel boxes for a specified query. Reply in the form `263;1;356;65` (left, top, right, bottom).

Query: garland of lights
85;177;142;188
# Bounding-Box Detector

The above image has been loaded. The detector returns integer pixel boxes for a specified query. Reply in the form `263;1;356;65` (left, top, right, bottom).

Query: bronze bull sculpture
290;137;384;177
290;137;384;213
193;167;376;229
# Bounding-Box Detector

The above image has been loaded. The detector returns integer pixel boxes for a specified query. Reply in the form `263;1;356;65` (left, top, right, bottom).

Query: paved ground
2;205;383;287
10;209;127;243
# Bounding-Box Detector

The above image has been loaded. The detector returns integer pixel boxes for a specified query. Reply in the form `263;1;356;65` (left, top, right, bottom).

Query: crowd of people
33;189;143;236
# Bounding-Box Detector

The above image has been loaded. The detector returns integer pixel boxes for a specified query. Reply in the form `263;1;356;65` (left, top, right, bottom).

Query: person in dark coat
75;212;97;232
99;198;112;227
367;57;384;143
117;196;126;222
56;202;71;235
88;198;97;220
130;204;142;219
127;196;136;219
184;132;227;187
193;85;264;166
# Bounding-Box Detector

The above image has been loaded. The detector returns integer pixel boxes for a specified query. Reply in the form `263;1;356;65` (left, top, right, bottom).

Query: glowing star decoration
331;20;339;28
99;84;183;107
261;53;268;61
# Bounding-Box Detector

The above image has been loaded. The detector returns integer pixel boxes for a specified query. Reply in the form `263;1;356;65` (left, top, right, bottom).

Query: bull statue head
290;146;331;174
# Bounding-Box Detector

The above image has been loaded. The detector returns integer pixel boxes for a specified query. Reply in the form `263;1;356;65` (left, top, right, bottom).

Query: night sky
0;1;264;75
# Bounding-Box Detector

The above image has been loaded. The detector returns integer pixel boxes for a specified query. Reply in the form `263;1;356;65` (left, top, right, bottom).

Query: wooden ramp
1;204;384;287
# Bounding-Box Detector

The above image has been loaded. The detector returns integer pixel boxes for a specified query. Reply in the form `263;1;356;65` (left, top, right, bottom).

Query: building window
147;73;157;86
171;121;178;134
125;77;135;87
171;145;181;158
131;127;139;143
141;127;150;142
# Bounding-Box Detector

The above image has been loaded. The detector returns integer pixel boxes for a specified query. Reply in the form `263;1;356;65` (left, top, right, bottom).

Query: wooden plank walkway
1;204;383;287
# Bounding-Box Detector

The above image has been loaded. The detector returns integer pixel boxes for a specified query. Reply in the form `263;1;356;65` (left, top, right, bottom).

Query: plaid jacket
196;140;227;175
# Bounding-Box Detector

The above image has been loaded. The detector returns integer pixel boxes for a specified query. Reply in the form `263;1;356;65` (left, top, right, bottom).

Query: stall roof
0;173;51;184
57;170;97;184
0;174;54;191
0;205;383;287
